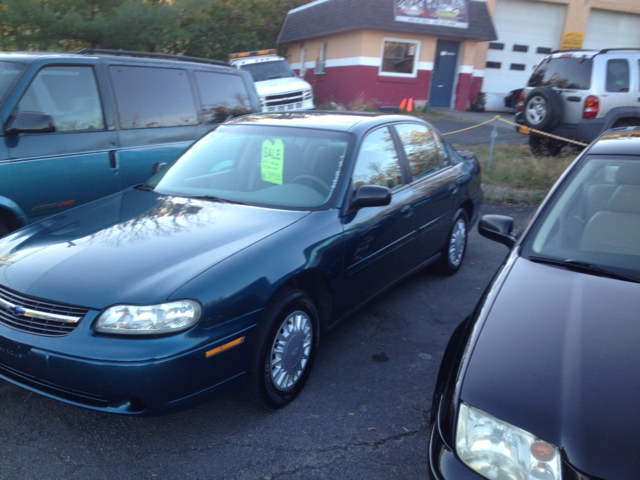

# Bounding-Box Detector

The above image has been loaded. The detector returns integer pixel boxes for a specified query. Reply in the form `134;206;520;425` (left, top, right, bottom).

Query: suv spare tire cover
523;86;563;131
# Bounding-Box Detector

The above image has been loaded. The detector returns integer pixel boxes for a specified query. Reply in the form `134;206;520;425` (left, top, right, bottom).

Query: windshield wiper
528;255;640;283
187;195;245;205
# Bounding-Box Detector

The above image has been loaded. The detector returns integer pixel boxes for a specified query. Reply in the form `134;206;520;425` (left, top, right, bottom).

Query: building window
380;38;420;78
315;42;327;75
510;63;526;71
489;43;504;50
537;47;552;54
486;62;501;69
513;45;528;53
300;45;307;77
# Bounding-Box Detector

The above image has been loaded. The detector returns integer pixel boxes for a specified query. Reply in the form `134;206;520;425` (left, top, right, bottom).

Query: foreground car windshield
522;154;640;279
147;124;352;210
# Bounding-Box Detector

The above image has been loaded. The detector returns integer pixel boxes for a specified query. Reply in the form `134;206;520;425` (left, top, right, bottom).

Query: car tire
437;209;468;276
247;288;320;409
529;134;564;156
0;222;10;238
523;87;563;131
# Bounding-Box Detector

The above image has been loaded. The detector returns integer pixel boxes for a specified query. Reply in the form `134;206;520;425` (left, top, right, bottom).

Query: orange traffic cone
407;98;413;113
399;98;407;111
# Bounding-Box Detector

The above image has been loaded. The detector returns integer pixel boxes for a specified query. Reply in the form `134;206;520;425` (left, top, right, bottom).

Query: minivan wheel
437;209;468;276
247;288;319;409
523;87;563;131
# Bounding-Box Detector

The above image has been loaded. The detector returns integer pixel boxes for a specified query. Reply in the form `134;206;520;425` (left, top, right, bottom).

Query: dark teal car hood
462;257;640;480
0;189;308;308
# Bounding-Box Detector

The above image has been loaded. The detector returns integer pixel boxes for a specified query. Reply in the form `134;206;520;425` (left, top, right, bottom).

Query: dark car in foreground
0;112;481;414
428;126;640;480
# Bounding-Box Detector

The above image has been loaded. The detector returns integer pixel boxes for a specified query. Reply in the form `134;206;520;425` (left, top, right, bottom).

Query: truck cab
229;49;314;113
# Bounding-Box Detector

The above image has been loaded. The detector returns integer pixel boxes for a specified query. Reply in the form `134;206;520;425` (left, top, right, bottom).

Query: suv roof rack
598;48;640;54
75;49;229;67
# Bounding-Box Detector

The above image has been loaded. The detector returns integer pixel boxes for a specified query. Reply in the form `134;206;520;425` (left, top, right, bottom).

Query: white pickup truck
229;49;314;113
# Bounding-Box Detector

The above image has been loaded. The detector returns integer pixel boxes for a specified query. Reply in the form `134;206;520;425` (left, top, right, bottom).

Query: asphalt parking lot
430;108;528;146
0;201;536;480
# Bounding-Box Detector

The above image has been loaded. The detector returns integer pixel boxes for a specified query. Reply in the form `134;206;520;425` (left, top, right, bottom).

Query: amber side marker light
206;337;245;358
531;441;556;462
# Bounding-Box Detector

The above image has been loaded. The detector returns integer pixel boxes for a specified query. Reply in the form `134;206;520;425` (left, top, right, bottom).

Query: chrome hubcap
269;310;313;391
526;96;547;125
448;219;466;267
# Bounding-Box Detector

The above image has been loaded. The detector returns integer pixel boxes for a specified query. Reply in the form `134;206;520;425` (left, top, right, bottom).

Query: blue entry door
429;40;460;108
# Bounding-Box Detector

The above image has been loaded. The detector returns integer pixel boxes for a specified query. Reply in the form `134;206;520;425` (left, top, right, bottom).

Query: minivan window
0;61;25;104
606;59;630;92
194;71;252;124
109;66;198;129
17;66;105;132
528;57;593;90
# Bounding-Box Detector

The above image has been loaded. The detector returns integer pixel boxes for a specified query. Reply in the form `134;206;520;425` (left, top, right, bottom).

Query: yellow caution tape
440;114;589;148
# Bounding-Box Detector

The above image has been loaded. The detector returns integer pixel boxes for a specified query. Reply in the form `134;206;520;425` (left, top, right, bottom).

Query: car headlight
94;300;202;335
456;402;562;480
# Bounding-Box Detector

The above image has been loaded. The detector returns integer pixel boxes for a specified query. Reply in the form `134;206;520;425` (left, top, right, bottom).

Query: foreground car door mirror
4;111;56;136
344;185;391;216
479;215;517;248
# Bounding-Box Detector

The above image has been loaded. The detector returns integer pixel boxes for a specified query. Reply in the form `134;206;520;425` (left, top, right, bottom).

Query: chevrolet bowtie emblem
8;305;26;316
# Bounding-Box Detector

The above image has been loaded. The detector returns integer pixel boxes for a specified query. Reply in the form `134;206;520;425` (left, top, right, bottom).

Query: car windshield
0;61;25;104
240;60;295;82
521;153;640;280
146;124;352;211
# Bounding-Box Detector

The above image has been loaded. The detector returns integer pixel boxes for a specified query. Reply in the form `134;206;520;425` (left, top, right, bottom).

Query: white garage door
584;9;640;50
483;0;566;111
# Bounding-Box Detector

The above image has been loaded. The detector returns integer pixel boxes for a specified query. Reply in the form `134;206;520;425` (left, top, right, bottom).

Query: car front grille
264;90;305;107
0;284;89;337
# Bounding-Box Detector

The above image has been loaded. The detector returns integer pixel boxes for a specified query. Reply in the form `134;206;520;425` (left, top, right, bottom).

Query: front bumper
0;311;259;414
428;416;481;480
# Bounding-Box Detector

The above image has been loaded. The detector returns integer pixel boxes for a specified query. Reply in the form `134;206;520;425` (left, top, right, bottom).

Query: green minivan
0;50;261;235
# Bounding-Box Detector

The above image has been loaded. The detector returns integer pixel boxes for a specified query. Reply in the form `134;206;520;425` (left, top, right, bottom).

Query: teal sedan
0;112;481;413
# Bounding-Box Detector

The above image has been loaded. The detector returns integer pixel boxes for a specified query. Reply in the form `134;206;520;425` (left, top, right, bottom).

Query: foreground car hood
462;257;640;480
0;189;307;308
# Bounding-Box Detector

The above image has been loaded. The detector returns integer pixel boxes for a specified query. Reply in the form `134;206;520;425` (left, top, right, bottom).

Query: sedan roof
588;127;640;156
227;111;422;132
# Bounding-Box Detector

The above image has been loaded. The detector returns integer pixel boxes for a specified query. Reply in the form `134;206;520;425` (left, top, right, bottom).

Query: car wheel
0;222;10;238
247;288;319;409
523;87;563;131
437;209;468;276
529;135;564;156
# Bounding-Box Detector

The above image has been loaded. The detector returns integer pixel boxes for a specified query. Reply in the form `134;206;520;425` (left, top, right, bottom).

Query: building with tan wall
479;0;640;110
279;0;640;111
279;0;497;111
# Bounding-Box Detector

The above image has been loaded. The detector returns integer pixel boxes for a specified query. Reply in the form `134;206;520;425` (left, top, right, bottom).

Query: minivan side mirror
344;184;391;216
478;215;517;249
5;111;56;136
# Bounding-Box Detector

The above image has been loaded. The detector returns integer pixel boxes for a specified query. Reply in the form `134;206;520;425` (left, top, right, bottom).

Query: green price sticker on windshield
261;139;284;184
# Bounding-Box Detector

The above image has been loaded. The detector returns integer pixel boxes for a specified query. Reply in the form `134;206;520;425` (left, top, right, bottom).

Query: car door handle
400;204;413;217
448;184;458;195
109;150;118;173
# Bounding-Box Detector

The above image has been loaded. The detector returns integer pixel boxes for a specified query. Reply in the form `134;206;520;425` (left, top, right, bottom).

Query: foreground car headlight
95;300;202;335
456;402;562;480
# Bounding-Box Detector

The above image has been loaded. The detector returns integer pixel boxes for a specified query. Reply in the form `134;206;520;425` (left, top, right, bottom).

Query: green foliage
0;0;311;56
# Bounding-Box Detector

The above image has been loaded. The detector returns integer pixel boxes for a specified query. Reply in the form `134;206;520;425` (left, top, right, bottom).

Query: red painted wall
299;66;432;109
298;65;475;111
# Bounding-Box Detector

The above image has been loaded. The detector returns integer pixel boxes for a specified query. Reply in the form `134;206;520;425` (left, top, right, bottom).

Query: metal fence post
487;118;499;171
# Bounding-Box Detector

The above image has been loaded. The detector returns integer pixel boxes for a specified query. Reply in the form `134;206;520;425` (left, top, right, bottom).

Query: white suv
229;49;314;113
516;49;640;155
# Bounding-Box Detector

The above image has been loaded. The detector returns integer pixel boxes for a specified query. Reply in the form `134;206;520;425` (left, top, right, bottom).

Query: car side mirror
4;111;56;136
478;214;517;249
152;162;168;174
344;185;391;216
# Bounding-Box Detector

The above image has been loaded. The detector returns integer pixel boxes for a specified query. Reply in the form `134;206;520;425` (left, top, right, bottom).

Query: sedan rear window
528;57;592;90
